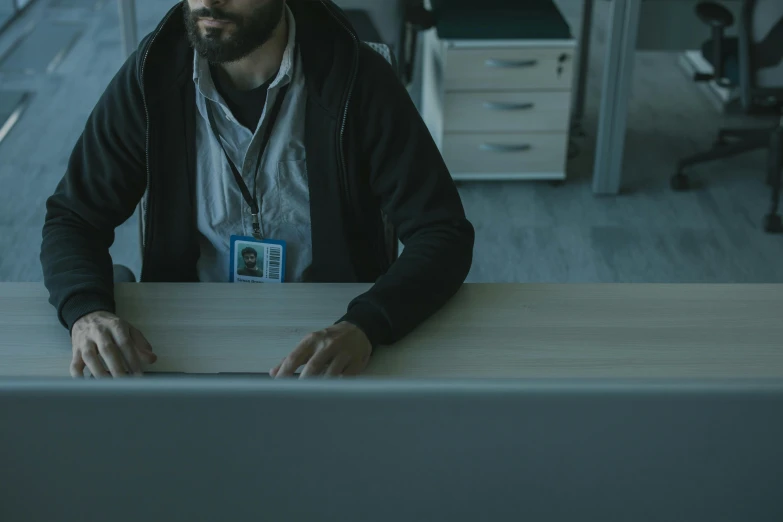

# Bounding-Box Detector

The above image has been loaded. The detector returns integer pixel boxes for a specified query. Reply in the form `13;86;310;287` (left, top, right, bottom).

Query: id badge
229;235;287;283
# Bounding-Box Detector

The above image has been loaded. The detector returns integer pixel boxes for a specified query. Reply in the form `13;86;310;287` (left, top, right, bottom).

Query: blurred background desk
408;0;756;194
1;282;782;378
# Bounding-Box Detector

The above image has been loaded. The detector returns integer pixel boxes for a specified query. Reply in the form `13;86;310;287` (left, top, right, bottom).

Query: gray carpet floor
0;0;782;283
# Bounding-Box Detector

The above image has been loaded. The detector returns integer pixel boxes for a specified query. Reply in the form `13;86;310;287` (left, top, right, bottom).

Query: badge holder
230;234;286;283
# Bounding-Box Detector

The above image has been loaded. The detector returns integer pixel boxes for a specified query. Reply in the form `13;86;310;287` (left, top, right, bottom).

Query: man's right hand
70;311;157;378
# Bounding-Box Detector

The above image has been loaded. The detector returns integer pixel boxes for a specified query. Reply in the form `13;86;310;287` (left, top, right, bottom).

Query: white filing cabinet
419;30;575;181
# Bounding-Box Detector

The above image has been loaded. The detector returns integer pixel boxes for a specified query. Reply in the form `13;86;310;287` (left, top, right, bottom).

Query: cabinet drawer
444;45;574;91
444;91;571;133
442;132;568;177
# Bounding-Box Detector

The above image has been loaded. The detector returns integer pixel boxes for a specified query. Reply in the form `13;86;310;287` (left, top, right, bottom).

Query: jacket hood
139;0;359;118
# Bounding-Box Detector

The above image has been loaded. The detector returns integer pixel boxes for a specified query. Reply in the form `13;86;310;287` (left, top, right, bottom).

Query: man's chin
195;48;230;64
193;41;250;64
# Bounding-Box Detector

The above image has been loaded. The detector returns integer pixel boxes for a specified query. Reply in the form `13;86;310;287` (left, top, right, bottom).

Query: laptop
1;378;781;522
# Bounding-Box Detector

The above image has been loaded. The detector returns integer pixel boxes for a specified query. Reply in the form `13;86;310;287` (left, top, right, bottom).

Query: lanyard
205;83;290;239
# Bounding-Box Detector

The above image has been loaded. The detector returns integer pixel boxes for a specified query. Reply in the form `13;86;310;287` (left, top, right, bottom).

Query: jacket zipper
323;1;392;274
139;7;177;280
321;0;359;213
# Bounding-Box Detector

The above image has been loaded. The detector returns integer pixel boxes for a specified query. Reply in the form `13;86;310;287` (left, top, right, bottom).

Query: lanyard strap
205;82;290;238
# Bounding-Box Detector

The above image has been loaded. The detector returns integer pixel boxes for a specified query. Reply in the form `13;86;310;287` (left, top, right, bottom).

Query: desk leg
591;0;642;195
117;0;138;59
572;0;594;134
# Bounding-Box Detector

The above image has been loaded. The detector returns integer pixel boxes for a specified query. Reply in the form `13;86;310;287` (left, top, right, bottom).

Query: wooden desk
1;283;781;378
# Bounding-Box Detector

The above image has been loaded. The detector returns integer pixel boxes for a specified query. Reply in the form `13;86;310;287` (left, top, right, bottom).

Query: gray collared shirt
192;6;312;282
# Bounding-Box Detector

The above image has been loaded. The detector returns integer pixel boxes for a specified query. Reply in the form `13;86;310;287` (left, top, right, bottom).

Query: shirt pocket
276;159;310;225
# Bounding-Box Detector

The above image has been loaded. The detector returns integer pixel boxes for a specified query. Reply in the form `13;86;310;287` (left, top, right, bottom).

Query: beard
183;0;286;64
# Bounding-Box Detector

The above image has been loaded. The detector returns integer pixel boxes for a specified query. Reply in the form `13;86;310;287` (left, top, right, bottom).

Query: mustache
189;7;241;23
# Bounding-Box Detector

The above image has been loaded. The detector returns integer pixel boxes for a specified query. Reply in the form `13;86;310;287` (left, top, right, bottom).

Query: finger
325;352;352;377
113;328;143;376
269;364;281;377
69;353;86;378
300;339;336;378
82;344;109;379
130;327;157;364
98;342;129;378
275;339;317;378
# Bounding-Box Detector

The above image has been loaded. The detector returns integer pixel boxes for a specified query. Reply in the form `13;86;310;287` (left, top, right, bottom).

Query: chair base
676;130;768;174
673;121;783;234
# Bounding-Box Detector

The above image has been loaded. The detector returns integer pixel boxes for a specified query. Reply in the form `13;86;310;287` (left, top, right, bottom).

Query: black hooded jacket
41;0;474;347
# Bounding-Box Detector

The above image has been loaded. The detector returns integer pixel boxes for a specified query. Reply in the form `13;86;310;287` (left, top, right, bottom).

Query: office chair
671;0;783;233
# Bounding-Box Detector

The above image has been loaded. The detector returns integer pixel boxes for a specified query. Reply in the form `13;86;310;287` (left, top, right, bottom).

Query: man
41;0;474;379
237;247;263;278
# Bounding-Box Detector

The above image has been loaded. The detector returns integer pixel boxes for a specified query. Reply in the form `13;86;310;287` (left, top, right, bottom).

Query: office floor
0;0;782;283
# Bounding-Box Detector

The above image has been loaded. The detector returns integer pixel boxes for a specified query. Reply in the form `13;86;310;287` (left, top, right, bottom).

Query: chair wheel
763;214;783;234
670;173;690;191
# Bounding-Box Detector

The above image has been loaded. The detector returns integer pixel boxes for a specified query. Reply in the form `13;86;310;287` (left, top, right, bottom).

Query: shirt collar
192;5;297;97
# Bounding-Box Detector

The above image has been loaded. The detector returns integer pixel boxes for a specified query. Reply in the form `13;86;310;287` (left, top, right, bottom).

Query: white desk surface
1;283;781;378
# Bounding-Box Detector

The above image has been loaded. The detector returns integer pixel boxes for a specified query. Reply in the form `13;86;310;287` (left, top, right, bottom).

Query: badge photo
229;235;286;283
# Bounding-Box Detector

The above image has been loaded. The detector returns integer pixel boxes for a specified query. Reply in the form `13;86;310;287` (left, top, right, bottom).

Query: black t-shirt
210;66;276;131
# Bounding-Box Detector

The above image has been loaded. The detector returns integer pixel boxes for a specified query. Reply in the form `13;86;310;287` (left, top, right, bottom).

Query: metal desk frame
572;0;645;195
592;0;643;194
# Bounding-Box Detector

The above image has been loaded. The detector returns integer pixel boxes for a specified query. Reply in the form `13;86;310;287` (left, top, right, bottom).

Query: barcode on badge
266;244;283;281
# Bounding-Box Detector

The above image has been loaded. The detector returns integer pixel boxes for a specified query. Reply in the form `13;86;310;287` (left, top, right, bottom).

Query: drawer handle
483;101;534;111
479;143;532;153
484;58;538;68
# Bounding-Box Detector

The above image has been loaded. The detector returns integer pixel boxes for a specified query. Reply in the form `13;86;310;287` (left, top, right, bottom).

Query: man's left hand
270;322;372;378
